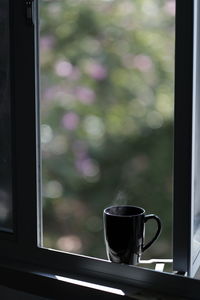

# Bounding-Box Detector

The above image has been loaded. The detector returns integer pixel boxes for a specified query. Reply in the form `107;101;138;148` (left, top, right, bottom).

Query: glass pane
0;0;13;231
192;0;200;264
192;94;200;262
40;0;175;263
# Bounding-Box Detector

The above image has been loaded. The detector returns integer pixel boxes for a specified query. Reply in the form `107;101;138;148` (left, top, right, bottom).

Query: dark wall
0;285;48;300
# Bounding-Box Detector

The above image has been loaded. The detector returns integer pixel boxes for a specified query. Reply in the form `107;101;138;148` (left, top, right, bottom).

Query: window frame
173;0;194;276
0;0;15;236
1;0;200;298
190;0;200;277
173;0;200;277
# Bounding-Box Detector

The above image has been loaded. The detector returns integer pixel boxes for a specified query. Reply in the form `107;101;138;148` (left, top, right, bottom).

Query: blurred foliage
40;0;175;260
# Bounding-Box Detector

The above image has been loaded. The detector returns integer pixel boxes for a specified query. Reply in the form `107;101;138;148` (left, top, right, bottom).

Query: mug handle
142;214;161;252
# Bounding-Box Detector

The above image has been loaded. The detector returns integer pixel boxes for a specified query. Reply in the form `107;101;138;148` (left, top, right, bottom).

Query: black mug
103;205;161;265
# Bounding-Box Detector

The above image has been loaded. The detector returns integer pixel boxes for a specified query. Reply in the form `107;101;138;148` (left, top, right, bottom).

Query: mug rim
104;205;145;217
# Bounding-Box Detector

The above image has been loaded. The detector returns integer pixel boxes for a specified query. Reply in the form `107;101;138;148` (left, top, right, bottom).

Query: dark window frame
173;0;200;277
173;0;194;275
0;0;200;298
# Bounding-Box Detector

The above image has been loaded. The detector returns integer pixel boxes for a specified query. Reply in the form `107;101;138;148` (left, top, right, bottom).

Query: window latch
25;0;34;25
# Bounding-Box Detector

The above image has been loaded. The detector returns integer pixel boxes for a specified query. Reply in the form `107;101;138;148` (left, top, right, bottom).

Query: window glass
40;0;175;262
0;0;13;231
192;83;200;262
192;0;200;264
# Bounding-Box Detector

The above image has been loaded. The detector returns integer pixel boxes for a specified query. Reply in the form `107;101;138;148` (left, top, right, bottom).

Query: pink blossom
75;86;95;104
70;67;81;81
40;36;55;52
42;86;71;102
75;158;99;177
43;86;61;101
62;112;80;130
55;60;73;77
133;55;153;72
164;0;175;16
85;62;107;80
73;140;88;158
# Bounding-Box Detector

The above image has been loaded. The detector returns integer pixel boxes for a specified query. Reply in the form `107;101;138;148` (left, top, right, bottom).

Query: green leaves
40;0;175;259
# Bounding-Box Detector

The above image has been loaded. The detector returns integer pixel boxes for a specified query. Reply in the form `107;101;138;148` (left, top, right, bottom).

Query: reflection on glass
192;39;200;262
193;121;200;261
0;0;13;231
40;0;175;260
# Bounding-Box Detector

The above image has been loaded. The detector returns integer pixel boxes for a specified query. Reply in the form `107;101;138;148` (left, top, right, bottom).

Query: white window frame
1;0;200;298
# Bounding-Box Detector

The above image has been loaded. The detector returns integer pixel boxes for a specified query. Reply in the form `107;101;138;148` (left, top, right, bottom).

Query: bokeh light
40;0;175;261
